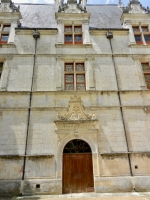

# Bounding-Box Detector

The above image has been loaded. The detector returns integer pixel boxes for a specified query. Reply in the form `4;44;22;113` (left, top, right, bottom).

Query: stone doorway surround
54;96;99;194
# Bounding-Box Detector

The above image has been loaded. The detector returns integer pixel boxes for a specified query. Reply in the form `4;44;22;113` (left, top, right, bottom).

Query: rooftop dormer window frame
132;25;150;45
64;25;83;45
0;24;11;44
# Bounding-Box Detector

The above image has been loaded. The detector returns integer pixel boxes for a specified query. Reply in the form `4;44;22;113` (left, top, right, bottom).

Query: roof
18;4;123;29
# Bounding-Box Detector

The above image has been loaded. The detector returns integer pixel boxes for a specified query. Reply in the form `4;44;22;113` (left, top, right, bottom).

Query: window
0;63;3;79
132;25;150;45
64;25;82;45
0;24;10;44
141;63;150;89
64;63;85;91
134;35;143;44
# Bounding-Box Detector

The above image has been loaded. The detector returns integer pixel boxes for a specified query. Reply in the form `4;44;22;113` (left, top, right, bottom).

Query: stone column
57;20;64;44
85;57;95;90
125;23;136;45
133;56;146;89
82;20;90;44
56;56;63;91
0;56;12;90
8;21;18;44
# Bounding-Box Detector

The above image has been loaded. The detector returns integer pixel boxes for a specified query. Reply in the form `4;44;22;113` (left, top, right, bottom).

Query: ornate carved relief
57;96;96;121
123;0;149;14
58;0;87;13
0;1;20;12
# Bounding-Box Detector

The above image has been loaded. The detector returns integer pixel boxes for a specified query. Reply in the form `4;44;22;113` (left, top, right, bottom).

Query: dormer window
64;25;82;45
132;25;150;45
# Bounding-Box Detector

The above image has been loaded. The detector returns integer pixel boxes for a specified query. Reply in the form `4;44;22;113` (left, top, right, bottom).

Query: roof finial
118;0;123;7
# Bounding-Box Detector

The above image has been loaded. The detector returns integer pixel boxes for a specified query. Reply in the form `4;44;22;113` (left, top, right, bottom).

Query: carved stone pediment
0;0;20;13
55;96;98;130
123;0;149;14
58;0;87;13
57;96;96;121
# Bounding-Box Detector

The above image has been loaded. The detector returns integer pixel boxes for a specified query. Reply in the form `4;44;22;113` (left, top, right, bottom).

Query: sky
12;0;150;7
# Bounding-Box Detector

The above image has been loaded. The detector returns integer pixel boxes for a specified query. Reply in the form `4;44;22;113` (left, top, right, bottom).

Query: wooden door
63;153;94;194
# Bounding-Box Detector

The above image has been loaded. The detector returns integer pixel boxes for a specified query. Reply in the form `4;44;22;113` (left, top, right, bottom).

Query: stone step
12;192;150;200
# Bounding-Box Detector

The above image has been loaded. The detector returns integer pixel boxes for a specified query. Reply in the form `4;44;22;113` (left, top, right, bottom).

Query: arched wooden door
63;139;94;194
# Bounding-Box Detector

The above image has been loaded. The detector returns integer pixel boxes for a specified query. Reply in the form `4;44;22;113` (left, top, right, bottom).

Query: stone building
0;0;150;197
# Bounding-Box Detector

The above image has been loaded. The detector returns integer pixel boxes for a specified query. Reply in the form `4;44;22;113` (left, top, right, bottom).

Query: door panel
63;153;94;194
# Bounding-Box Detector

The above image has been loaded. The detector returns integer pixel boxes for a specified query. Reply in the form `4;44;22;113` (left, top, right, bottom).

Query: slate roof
18;4;123;29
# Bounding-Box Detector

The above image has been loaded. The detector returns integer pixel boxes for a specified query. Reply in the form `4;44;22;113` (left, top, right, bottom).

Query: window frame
0;24;11;44
64;25;82;45
141;62;150;89
64;62;86;91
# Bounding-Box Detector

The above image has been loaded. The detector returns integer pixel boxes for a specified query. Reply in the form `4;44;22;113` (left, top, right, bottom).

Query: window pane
74;26;82;32
77;84;85;90
65;64;73;71
3;25;10;31
145;75;150;81
76;64;84;71
135;35;141;42
65;26;72;32
133;26;139;32
75;35;82;43
66;84;73;90
142;26;148;32
1;35;9;42
144;35;150;42
142;63;150;71
65;35;72;43
65;75;73;83
77;75;85;83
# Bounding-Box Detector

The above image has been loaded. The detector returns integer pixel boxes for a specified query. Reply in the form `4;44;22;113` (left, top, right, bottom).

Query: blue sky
13;0;150;7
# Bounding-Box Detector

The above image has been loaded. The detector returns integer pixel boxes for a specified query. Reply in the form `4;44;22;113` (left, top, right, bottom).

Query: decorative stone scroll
57;96;96;121
55;96;98;130
0;0;20;12
58;0;87;13
123;0;150;14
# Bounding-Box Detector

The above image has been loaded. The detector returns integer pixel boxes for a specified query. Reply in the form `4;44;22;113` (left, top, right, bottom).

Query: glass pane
135;35;141;42
142;26;148;32
147;82;150;86
65;64;73;71
65;75;73;83
65;35;72;43
77;75;85;82
65;26;72;32
77;84;85;90
66;84;73;90
74;26;82;32
3;26;10;31
133;26;139;32
145;75;150;81
144;35;150;42
1;35;8;42
142;63;149;71
76;64;84;71
75;35;82;43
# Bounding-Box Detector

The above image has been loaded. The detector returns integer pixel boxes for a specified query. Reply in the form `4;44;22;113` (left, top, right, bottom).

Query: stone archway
63;139;94;194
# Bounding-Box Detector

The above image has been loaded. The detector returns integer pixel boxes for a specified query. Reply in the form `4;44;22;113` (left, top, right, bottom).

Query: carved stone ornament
58;0;87;13
123;0;150;14
57;96;96;121
0;0;20;13
144;107;150;114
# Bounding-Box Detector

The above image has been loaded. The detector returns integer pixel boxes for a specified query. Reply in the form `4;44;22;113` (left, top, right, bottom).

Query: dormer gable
0;0;20;13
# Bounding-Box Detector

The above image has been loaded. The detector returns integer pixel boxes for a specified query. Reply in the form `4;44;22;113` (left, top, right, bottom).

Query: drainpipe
20;30;40;196
106;30;133;177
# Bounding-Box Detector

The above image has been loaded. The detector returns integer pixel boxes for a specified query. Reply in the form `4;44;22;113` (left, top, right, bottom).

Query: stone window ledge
55;43;92;48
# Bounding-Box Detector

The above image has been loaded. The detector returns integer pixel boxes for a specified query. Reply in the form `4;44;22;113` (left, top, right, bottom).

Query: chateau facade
0;0;150;197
